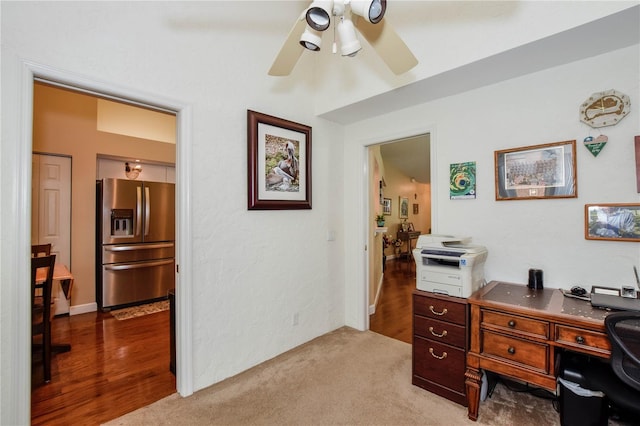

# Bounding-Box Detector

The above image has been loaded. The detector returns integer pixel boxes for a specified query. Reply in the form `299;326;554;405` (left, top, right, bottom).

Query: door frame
15;61;194;419
360;127;438;331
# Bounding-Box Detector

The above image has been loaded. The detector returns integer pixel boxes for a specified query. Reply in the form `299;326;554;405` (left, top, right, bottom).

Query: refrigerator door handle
104;259;174;271
136;186;142;237
145;186;150;237
104;242;174;252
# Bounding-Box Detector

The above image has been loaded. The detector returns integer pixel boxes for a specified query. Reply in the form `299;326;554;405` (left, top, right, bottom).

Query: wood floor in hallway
369;258;416;344
31;309;175;425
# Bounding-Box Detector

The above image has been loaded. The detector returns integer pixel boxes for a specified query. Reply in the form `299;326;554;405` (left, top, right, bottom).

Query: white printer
412;234;488;298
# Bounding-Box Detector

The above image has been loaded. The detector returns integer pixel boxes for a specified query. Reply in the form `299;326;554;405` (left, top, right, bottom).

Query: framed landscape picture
585;203;640;242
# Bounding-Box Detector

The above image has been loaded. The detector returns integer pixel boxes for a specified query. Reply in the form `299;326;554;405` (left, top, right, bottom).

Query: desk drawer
555;325;611;356
414;336;466;394
414;294;467;326
414;316;466;348
482;310;549;340
482;330;549;372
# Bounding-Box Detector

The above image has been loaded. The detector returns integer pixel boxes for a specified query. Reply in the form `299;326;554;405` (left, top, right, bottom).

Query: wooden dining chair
31;243;52;258
32;254;56;382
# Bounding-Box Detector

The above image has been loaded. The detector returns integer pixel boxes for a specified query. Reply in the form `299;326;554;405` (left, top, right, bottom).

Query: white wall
344;45;640;320
1;2;342;423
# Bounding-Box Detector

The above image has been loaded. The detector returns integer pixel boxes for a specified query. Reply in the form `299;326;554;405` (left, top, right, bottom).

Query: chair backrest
31;244;52;258
605;311;640;391
31;254;56;321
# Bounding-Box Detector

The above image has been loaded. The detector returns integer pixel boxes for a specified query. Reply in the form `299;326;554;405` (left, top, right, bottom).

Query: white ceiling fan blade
268;14;307;76
354;16;418;75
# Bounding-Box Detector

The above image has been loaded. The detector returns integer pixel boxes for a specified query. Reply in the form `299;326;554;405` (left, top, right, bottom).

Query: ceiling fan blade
354;17;418;75
268;14;307;76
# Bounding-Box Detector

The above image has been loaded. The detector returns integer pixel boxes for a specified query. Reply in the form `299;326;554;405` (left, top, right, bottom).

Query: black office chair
587;312;640;421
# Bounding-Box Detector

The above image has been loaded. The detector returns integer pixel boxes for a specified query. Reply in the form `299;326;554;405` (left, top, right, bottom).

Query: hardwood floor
369;258;416;344
31;308;175;425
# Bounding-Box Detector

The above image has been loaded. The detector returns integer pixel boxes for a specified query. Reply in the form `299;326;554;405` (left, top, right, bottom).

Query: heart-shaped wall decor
584;134;608;157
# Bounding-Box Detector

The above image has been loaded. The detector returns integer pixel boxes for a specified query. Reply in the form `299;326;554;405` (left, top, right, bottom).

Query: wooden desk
465;281;611;421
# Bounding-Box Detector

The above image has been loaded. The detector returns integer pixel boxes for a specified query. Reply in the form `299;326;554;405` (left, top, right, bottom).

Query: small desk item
465;281;611;421
591;293;640;312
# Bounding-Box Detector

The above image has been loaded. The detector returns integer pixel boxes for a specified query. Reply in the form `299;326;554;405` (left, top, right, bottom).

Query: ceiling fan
268;0;418;76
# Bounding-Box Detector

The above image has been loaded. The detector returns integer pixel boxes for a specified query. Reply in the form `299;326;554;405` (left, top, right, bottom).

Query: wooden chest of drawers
413;290;469;406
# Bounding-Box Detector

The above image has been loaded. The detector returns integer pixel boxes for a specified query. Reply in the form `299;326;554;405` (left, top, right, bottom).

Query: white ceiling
320;5;640;125
380;134;430;184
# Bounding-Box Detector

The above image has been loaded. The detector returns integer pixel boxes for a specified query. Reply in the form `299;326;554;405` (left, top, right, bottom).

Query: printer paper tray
417;280;463;297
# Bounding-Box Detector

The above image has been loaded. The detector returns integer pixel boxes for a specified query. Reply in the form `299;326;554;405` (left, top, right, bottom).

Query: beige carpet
110;300;169;320
104;327;563;425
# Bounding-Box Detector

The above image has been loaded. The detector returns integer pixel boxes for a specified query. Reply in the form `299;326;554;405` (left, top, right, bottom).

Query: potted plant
376;214;386;227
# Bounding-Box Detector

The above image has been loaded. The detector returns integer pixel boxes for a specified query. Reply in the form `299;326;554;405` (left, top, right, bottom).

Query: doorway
12;62;195;423
368;134;431;342
31;80;178;411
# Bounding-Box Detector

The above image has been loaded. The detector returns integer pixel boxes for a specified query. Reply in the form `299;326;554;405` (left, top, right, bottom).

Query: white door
31;154;72;267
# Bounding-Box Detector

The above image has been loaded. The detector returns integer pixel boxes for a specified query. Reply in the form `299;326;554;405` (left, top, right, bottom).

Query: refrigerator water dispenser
110;209;133;237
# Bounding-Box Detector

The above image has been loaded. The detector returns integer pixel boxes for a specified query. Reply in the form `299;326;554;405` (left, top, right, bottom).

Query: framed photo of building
495;140;577;201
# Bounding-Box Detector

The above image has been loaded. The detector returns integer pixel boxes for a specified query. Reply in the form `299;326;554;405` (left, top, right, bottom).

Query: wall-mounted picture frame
383;198;391;215
247;110;311;210
399;196;409;219
635;136;640;193
413;203;419;215
585;203;640;242
495;140;577;201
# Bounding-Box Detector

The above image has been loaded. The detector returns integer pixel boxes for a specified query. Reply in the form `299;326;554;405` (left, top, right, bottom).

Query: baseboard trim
369;272;386;315
70;302;97;316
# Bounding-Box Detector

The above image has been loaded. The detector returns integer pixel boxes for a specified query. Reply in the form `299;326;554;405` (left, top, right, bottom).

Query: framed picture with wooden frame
399;196;409;219
383;198;391;215
494;140;577;201
247;110;311;210
585;203;640;242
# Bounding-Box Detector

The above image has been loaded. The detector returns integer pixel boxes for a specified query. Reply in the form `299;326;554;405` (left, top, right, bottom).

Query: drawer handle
575;336;585;345
429;347;448;360
508;320;516;328
429;305;448;316
428;326;448;338
507;346;516;355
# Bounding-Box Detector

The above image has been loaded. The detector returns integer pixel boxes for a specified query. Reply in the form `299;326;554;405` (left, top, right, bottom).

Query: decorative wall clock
580;89;630;128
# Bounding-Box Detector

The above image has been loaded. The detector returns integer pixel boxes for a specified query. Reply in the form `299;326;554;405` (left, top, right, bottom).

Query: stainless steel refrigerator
96;178;175;310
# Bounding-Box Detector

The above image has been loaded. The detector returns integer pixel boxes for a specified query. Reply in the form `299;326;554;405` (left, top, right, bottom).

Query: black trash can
558;354;608;426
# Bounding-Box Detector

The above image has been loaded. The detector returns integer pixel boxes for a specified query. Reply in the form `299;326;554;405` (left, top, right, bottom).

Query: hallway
369;259;416;344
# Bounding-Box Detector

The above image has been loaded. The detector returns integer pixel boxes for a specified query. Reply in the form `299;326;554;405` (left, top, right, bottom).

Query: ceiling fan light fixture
299;26;323;51
337;16;361;57
305;1;334;31
350;0;386;24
